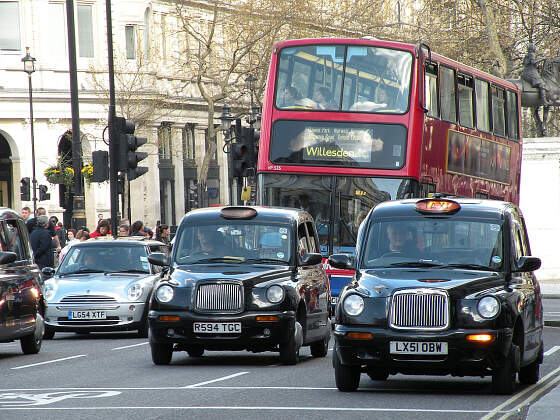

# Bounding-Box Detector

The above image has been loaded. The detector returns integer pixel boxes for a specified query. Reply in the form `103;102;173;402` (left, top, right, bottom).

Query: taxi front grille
389;289;449;330
195;282;243;313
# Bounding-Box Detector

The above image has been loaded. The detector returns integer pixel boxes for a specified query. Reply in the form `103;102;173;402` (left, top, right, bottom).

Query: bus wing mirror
416;41;431;113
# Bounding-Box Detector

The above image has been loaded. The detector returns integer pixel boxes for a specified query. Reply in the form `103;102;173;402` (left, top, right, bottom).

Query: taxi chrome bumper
148;310;296;351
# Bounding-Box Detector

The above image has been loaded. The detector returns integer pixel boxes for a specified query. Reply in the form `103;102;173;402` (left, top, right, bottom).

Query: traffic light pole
106;0;119;237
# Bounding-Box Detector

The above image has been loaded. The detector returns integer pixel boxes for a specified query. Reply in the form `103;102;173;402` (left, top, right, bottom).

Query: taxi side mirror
0;251;17;265
328;254;356;270
514;256;541;272
300;252;322;266
148;252;170;267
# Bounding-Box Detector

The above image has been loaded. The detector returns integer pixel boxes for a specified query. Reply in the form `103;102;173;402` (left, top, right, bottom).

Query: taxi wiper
436;263;492;271
74;268;105;274
388;261;445;268
191;257;244;264
107;269;149;274
243;258;289;265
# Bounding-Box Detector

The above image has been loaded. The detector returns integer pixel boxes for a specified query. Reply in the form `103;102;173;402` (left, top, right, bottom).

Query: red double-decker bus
256;38;523;306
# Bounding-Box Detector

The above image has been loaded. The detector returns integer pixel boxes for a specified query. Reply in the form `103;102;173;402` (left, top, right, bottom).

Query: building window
182;124;195;160
77;4;94;58
143;8;151;59
158;123;172;160
0;1;21;51
49;2;67;58
125;25;136;59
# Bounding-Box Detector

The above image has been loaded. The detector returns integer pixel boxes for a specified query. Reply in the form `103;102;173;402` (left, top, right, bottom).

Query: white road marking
480;365;560;420
10;355;87;370
111;342;149;351
0;406;505;413
544;345;560;356
183;371;249;388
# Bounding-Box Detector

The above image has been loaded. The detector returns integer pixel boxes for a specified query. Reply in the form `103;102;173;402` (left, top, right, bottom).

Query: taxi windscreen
362;218;504;270
174;222;292;265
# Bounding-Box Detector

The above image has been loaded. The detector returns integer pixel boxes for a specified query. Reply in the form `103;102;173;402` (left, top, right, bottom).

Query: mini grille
196;283;243;312
60;295;117;304
389;289;449;330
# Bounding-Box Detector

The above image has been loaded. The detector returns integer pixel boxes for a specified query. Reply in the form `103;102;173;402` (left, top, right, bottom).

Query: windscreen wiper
243;258;289;265
388;261;445;268
436;263;493;271
107;270;149;274
191;257;244;264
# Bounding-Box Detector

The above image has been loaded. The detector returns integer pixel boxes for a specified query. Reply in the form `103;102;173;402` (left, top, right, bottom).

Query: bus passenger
282;86;302;107
313;87;336;110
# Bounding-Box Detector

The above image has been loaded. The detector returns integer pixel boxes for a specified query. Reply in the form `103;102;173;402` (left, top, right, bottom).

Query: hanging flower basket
44;166;74;186
81;164;94;185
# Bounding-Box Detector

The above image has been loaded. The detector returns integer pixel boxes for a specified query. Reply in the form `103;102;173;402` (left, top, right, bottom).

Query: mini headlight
266;285;285;304
156;285;174;303
343;294;364;316
127;283;143;301
478;296;500;319
44;282;56;301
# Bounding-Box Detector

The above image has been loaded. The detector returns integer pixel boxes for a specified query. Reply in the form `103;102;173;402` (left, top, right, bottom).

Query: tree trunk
476;0;508;77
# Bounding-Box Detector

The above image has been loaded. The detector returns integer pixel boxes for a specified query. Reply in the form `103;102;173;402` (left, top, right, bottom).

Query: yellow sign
354;189;366;196
241;186;251;201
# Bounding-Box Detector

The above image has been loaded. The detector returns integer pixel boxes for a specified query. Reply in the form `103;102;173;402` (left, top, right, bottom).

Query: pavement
526;279;560;419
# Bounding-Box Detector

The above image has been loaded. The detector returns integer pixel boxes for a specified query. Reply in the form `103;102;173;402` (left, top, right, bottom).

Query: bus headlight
343;294;364;316
266;285;285;304
478;296;500;319
156;285;174;303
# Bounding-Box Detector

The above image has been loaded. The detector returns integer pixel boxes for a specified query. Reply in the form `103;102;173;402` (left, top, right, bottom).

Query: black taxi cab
328;197;543;394
0;208;45;355
147;206;331;365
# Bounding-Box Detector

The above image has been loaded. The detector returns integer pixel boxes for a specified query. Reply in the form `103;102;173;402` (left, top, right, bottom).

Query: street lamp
22;47;38;215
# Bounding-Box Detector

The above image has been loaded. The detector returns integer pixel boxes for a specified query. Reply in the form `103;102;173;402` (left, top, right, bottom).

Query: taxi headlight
44;282;56;301
266;285;285;304
343;294;364;316
156;285;174;303
127;283;143;301
478;296;500;319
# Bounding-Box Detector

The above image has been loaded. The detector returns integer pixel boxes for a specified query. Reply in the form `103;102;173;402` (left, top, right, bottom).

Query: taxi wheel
492;344;519;394
519;345;542;385
21;313;44;355
334;349;360;392
43;327;55;340
279;321;302;365
310;335;329;358
151;342;173;365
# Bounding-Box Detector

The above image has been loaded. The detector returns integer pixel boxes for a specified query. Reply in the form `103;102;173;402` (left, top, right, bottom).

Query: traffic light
38;184;50;201
91;150;109;182
20;177;30;201
187;183;200;210
231;141;249;178
115;116;148;180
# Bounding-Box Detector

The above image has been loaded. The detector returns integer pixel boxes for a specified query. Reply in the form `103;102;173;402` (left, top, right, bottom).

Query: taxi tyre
43;326;56;340
20;312;44;355
519;345;542;385
279;320;303;365
334;348;360;392
492;343;520;395
310;334;329;358
151;341;173;365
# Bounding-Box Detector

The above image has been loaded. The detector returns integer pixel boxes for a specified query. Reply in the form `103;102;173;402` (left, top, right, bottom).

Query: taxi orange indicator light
256;315;278;322
159;315;180;322
415;199;461;214
466;333;494;343
220;207;258;219
347;332;372;340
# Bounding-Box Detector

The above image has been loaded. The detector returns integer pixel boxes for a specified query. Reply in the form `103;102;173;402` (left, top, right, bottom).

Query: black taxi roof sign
414;199;461;214
220;207;258;219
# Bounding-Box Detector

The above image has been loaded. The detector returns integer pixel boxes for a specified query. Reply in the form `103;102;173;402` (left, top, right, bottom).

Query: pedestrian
156;224;170;245
129;220;146;237
118;224;130;236
76;230;90;242
21;206;32;223
30;215;54;270
58;228;78;263
90;219;112;238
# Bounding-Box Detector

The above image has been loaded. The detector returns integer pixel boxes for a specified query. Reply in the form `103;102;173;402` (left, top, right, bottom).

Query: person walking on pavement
30;215;54;270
